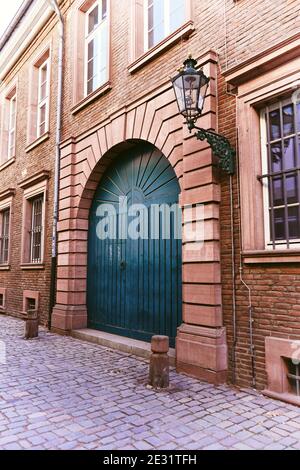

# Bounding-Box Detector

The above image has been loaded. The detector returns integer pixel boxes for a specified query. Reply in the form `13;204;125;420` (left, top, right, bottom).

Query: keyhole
120;260;126;270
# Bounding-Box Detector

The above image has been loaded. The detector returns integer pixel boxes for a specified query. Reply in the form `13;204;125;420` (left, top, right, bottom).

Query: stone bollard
149;335;169;389
24;309;39;339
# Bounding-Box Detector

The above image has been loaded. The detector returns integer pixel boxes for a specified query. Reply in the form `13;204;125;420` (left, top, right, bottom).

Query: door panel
87;143;182;346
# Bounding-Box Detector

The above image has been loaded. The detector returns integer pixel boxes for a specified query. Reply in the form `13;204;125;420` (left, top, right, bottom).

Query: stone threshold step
71;328;176;366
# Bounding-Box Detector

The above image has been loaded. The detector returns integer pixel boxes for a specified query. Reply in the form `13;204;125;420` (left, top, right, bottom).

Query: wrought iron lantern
172;55;235;175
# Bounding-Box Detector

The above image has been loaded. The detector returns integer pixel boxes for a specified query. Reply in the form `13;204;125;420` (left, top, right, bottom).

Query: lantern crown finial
184;54;197;70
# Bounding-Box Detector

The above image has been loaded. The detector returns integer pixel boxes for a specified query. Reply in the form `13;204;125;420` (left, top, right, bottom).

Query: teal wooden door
87;144;182;346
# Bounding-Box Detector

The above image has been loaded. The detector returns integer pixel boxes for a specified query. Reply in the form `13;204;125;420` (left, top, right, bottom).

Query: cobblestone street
0;315;300;450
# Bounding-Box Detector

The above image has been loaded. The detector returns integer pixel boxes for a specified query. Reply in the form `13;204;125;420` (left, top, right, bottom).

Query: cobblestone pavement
0;315;300;450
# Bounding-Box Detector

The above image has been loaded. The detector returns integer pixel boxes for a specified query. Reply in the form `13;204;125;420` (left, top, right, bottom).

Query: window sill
25;132;50;153
71;81;112;115
263;389;300;407
21;263;45;270
0;265;10;271
0;307;6;313
128;20;195;74
0;157;15;172
243;249;300;264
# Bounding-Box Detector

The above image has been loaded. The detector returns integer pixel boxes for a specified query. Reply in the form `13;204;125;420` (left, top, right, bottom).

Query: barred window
29;196;43;264
260;99;300;248
285;358;300;397
0;209;10;264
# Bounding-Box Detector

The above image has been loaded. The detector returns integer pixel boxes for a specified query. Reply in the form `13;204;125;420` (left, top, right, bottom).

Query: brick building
1;0;300;406
0;0;62;326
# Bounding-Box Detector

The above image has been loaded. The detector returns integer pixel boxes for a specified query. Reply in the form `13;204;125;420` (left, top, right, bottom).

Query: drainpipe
235;130;256;389
229;174;237;383
47;0;64;329
239;266;256;388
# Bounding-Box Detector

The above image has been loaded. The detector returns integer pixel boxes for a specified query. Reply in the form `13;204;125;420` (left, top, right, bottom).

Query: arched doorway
87;142;182;346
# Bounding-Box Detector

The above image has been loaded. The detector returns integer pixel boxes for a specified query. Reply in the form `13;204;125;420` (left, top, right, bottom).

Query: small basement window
0;293;4;308
284;357;300;397
26;298;36;312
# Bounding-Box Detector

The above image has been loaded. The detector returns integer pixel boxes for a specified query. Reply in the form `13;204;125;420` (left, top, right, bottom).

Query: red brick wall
224;0;300;69
0;15;60;325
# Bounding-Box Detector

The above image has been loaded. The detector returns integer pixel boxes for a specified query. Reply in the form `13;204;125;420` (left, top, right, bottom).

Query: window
20;171;48;267
285;358;300;397
0;209;10;265
37;59;50;138
84;0;108;96
29;196;43;264
7;94;16;158
72;0;111;110
260;99;300;249
129;0;192;73
27;298;37;312
0;86;17;164
23;290;39;313
144;0;185;51
0;288;6;310
27;48;51;145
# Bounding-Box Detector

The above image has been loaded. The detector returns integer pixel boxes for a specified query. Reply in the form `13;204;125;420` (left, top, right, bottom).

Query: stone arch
52;55;228;385
71;92;184;221
77;137;183;222
53;89;185;331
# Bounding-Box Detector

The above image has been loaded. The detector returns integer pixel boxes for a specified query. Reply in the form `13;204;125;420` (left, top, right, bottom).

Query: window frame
37;58;50;139
0;288;7;311
260;98;300;250
71;0;111;112
27;45;51;146
0;208;10;265
29;195;44;264
129;0;193;74
0;192;13;267
143;0;186;52
84;0;108;98
20;173;48;268
0;83;17;165
7;93;17;159
230;34;300;263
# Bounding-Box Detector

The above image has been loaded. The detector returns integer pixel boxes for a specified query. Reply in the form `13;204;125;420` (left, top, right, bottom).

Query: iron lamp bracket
188;122;235;175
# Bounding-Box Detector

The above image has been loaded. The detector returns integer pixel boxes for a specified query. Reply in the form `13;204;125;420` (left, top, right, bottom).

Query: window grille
285;358;300;397
29;196;43;264
259;99;300;248
0;209;10;264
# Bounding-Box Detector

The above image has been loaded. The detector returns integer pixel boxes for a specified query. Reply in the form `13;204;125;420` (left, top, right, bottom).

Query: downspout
236;131;256;389
229;173;237;383
47;0;64;329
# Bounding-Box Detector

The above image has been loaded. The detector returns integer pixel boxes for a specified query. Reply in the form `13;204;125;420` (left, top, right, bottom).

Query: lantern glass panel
173;75;186;114
198;77;209;113
183;73;200;119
